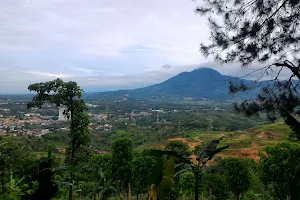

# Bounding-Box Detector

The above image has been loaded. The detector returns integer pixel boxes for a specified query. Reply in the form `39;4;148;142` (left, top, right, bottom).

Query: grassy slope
140;121;290;160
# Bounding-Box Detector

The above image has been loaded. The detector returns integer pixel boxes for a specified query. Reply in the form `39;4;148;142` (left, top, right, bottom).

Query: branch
274;61;300;79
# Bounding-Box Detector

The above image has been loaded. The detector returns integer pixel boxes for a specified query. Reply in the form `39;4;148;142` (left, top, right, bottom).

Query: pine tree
197;0;300;136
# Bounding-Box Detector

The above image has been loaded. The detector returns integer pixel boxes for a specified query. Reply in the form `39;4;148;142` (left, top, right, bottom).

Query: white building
58;107;70;121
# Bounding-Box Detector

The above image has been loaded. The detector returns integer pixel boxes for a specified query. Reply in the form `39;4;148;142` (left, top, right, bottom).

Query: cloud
1;0;259;93
161;64;173;70
26;71;71;78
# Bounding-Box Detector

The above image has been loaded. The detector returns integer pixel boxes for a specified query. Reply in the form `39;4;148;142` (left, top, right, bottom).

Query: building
58;107;70;121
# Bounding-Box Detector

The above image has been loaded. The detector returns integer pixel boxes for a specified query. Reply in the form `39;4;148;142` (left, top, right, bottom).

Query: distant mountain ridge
90;68;258;101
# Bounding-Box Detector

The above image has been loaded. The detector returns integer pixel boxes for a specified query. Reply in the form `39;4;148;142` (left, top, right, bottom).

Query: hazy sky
0;0;240;93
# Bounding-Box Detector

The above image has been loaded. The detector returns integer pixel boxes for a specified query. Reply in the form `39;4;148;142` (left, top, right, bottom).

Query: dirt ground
168;137;262;161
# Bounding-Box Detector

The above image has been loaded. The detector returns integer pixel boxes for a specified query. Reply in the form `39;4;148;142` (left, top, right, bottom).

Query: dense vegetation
1;129;300;200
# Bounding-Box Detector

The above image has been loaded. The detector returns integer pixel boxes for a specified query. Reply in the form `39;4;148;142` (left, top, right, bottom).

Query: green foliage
220;158;251;200
0;136;33;196
27;79;90;200
73;154;118;199
260;142;300;200
27;79;90;154
158;157;175;200
197;137;229;165
23;148;58;200
111;137;134;190
85;170;118;200
150;138;228;200
200;173;230;200
149;157;175;200
132;150;158;198
178;172;194;197
166;140;191;157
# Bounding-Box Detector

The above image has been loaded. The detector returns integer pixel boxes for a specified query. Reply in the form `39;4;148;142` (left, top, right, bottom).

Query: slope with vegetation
142;121;289;161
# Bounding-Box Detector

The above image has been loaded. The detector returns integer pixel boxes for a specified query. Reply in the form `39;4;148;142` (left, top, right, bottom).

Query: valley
0;67;296;200
0;90;285;161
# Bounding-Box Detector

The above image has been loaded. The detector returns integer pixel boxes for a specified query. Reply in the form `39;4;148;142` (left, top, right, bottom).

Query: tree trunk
68;181;73;200
136;192;139;200
122;189;127;200
128;182;132;200
68;147;75;200
68;109;75;200
195;171;199;200
1;167;5;194
209;186;212;198
283;112;300;140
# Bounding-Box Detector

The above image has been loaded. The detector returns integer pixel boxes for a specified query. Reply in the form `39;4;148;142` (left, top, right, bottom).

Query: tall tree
197;0;300;134
27;78;90;200
111;137;134;200
260;142;300;200
200;173;230;200
132;150;157;200
220;158;251;200
178;172;194;198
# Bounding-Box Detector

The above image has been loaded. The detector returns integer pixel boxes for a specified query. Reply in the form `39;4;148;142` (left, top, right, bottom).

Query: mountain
89;68;258;101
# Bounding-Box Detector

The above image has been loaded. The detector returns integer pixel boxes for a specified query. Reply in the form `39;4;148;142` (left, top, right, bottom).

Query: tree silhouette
197;0;300;136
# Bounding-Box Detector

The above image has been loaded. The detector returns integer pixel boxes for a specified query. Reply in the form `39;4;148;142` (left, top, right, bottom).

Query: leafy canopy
260;142;300;199
27;79;90;200
111;137;134;188
220;158;251;199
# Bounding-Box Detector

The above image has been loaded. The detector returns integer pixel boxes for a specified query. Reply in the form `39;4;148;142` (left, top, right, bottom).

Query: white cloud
0;0;217;93
26;71;71;78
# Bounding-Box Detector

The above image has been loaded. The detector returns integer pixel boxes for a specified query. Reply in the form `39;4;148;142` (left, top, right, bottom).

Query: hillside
90;68;259;101
140;121;290;161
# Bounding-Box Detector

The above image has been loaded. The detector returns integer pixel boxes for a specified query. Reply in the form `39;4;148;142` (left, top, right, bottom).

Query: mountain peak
95;67;257;101
192;67;222;76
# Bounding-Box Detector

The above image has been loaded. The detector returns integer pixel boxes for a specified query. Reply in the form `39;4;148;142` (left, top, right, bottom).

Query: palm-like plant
84;169;117;200
149;137;229;200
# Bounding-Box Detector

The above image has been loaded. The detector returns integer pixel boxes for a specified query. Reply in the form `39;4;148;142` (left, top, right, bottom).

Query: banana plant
85;170;118;200
148;137;229;200
148;157;175;200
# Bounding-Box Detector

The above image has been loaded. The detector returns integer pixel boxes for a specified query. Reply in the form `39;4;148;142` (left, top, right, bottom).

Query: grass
222;139;252;149
142;120;289;160
251;121;290;137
